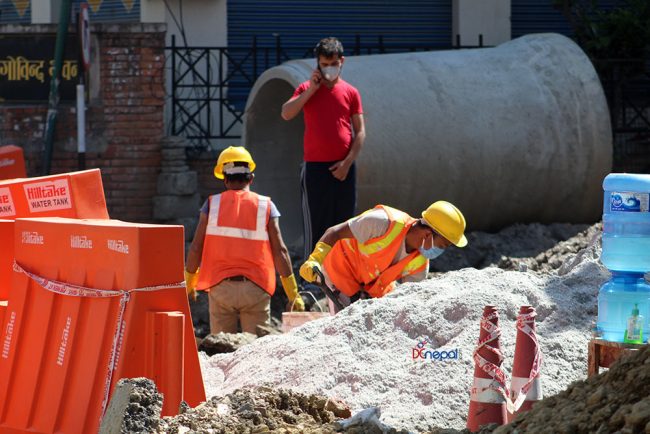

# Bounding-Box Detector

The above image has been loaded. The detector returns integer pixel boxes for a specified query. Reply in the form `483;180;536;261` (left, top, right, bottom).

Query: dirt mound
493;344;650;434
423;345;650;434
103;379;406;433
159;387;349;433
99;378;163;434
431;223;600;274
198;332;258;355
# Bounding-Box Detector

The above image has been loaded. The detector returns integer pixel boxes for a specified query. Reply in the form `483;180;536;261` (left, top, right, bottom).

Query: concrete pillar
141;0;166;23
453;0;511;46
31;0;61;24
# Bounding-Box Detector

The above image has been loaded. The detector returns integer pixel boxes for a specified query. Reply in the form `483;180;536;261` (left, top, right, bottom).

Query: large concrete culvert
243;34;612;252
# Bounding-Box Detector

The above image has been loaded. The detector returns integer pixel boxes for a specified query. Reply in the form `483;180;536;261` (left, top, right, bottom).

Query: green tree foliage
553;0;650;59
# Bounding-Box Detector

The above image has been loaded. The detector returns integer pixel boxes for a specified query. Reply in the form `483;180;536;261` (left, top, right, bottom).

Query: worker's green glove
184;268;199;301
299;241;332;283
281;274;304;312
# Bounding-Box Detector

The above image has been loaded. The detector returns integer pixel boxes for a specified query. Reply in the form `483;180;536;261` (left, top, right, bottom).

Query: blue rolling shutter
229;0;452;51
511;0;625;39
227;0;451;109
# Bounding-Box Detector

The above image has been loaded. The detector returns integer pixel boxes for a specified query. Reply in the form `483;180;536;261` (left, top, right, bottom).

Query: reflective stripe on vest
356;206;409;256
206;194;269;241
401;254;428;277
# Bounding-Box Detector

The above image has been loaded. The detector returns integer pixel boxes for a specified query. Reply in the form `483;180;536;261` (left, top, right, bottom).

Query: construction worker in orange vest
300;201;467;312
185;146;304;334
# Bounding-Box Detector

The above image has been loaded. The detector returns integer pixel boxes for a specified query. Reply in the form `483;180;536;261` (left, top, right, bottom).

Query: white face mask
321;65;341;81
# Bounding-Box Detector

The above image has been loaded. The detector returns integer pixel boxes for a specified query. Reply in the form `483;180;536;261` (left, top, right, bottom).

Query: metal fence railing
596;58;650;172
166;34;489;155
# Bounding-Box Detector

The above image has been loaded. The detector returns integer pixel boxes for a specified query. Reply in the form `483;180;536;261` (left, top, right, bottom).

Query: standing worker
281;36;366;260
185;146;305;334
300;201;467;312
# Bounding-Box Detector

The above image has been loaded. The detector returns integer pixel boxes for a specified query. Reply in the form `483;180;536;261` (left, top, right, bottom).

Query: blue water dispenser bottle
597;173;650;343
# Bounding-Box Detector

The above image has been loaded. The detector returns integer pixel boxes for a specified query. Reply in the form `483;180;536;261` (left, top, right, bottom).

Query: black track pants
301;161;356;260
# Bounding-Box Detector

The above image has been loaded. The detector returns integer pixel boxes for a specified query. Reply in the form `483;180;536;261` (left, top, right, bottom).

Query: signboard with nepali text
0;34;79;103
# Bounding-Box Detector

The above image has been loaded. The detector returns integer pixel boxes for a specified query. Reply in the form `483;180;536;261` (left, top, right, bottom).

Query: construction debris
99;378;163;434
198;332;258;355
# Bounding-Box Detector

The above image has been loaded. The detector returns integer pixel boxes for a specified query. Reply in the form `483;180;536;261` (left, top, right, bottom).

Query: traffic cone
467;306;508;432
508;305;543;421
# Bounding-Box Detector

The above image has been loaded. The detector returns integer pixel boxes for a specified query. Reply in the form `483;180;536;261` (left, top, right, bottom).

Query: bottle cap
632;303;639;316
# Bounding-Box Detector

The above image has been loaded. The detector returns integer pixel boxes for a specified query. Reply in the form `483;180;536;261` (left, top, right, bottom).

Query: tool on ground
312;267;345;311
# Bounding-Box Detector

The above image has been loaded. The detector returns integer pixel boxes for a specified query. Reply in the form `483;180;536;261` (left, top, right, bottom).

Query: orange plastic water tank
0;169;109;303
0;145;26;181
0;168;109;220
0;220;12;300
0;217;205;434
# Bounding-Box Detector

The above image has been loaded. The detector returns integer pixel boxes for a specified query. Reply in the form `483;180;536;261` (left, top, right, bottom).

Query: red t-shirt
293;79;363;162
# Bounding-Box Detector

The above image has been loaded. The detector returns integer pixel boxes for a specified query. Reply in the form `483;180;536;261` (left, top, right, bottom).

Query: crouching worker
185;146;305;334
300;201;467;313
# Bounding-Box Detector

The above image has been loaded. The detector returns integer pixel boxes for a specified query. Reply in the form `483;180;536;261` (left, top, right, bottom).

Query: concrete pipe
243;34;612;251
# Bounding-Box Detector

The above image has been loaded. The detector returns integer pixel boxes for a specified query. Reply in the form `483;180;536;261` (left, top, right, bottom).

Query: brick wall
0;23;166;223
188;156;225;205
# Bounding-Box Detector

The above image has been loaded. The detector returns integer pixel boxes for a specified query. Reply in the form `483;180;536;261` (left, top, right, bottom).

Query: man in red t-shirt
281;37;366;260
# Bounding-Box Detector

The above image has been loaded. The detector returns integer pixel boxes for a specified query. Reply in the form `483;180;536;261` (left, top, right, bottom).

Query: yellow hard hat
421;201;468;247
214;146;256;179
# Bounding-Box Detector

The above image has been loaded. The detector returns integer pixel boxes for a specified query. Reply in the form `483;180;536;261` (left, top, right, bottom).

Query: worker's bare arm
185;213;208;272
320;221;354;246
268;217;293;277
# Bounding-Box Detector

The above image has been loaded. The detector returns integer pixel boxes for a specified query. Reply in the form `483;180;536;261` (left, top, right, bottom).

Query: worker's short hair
314;37;344;59
224;161;253;183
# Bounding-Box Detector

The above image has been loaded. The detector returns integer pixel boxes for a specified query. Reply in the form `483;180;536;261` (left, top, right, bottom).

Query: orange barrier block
0;220;13;300
0;145;26;181
0;217;205;434
0;301;6;331
467;306;508;432
0;168;109;220
0;169;109;302
146;311;185;416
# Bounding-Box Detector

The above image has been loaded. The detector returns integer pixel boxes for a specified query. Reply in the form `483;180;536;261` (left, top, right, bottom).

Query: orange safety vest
197;189;276;295
323;205;428;298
